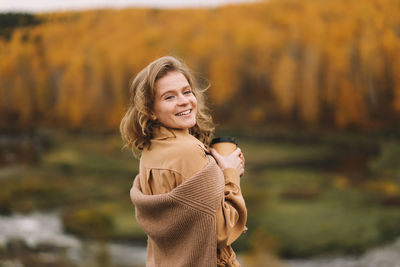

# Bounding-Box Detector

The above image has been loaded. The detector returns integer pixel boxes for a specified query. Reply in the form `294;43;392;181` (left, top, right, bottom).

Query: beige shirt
139;126;247;266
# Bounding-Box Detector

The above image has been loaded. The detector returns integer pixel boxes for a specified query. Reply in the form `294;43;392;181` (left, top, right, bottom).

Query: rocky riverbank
0;212;146;267
1;212;400;267
285;238;400;267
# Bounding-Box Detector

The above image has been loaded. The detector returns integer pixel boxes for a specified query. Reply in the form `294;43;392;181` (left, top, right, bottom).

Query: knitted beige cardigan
130;156;225;267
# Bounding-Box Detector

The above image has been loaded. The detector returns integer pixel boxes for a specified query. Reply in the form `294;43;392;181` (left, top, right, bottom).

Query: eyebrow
160;85;191;98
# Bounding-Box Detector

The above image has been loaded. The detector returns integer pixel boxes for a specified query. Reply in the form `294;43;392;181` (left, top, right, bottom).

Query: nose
177;93;190;105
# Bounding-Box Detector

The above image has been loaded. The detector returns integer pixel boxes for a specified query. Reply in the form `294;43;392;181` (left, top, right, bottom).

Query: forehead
155;71;190;95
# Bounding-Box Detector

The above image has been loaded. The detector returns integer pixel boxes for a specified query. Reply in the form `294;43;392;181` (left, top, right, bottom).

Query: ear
150;113;157;121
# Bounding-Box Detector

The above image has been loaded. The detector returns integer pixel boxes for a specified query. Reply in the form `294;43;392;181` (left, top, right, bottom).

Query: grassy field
1;128;400;259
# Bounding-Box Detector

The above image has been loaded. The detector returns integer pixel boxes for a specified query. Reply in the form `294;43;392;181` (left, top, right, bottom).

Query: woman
120;56;247;267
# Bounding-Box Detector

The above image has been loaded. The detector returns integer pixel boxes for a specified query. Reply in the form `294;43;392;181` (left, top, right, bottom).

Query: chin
177;121;196;130
182;123;196;130
187;119;197;128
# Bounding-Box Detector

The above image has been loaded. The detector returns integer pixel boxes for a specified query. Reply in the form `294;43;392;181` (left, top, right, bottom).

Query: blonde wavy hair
120;56;215;157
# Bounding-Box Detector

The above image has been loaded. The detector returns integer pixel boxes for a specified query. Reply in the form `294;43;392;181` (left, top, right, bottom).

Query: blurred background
1;0;400;266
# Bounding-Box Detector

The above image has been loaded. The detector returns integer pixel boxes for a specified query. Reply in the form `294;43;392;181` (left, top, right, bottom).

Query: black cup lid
210;137;237;146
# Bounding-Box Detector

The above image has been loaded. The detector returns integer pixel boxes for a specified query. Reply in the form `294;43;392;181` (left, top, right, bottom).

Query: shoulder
171;134;207;159
141;132;209;179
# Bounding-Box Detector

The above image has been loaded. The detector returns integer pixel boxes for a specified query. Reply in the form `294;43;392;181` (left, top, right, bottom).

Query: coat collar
153;126;188;140
152;126;208;152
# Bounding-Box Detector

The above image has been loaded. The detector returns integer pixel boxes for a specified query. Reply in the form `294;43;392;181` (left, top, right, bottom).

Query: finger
239;153;245;163
239;167;244;177
210;148;223;161
231;148;242;157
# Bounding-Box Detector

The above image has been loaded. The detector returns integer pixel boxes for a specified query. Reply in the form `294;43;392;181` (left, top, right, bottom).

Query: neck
168;127;190;136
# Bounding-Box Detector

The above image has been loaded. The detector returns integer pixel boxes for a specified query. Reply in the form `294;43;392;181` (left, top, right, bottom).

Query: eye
165;95;175;100
183;90;192;95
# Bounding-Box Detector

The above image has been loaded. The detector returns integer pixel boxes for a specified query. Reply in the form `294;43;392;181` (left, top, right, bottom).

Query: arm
211;148;247;247
216;168;247;247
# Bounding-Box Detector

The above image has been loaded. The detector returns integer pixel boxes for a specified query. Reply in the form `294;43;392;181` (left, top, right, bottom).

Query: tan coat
138;126;247;266
131;155;225;267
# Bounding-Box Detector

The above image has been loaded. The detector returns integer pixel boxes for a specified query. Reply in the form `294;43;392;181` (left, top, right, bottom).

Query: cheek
155;101;171;113
153;103;169;120
191;96;198;108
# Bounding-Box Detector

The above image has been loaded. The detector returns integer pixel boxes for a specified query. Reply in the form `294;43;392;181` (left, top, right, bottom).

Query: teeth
176;110;191;116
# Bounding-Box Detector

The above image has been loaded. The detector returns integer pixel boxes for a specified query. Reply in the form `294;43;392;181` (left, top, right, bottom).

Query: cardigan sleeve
216;168;247;248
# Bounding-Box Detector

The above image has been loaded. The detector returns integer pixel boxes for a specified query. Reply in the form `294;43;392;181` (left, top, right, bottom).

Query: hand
210;147;245;177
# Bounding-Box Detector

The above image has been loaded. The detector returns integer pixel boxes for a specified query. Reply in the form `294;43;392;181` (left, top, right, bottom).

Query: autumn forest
1;0;400;132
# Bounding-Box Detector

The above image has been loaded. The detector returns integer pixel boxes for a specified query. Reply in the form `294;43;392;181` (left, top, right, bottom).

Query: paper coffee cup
210;137;237;156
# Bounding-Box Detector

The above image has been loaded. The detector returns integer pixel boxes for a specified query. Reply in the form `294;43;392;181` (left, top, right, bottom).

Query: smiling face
152;71;197;131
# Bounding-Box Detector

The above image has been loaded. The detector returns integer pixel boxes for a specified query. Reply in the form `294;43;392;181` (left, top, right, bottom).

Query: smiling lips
176;109;191;116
